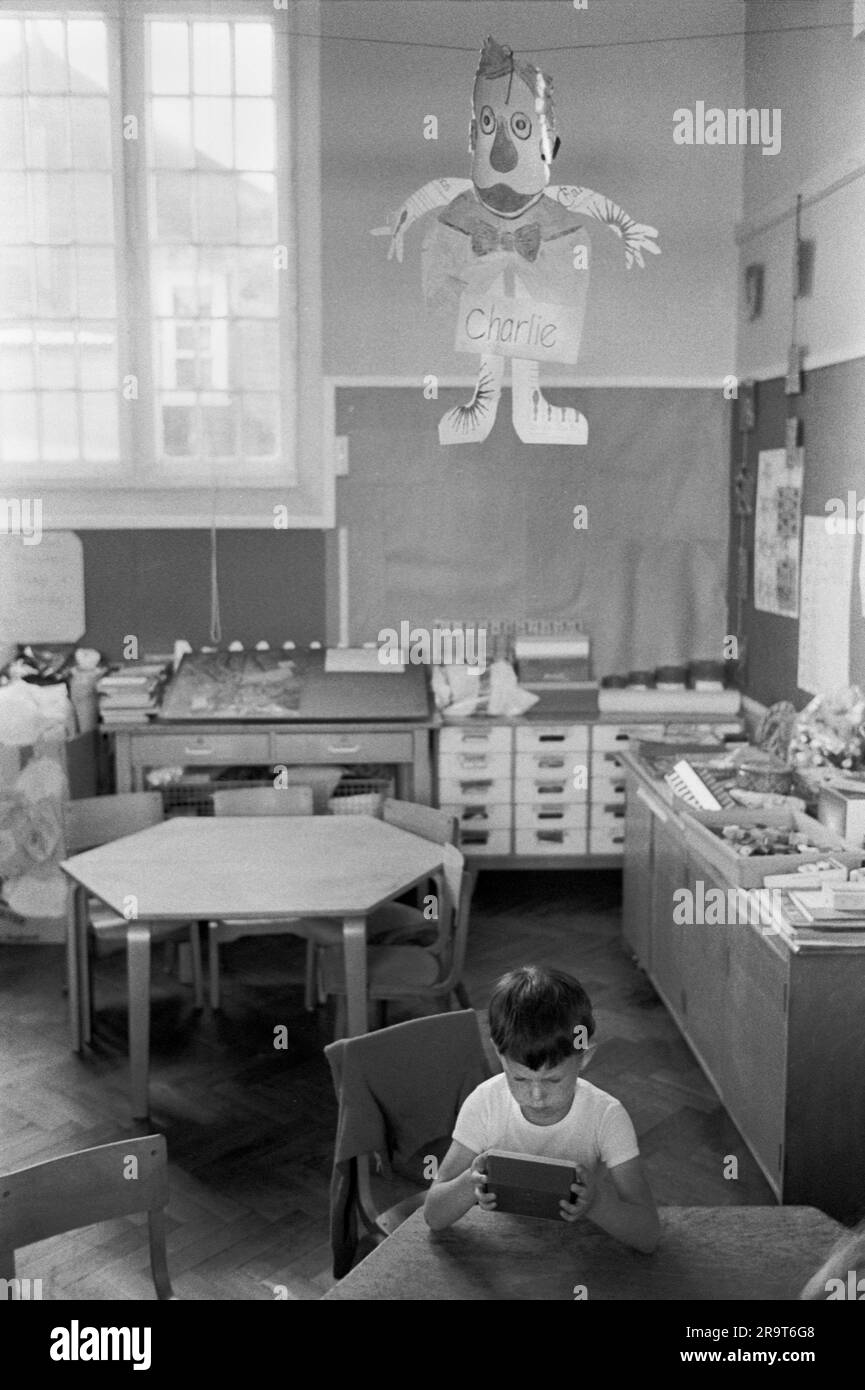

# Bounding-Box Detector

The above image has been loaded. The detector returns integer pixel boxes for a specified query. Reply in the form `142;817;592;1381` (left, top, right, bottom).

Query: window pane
0;331;35;389
153;173;194;241
197;174;237;243
151;98;193;167
232;249;278;317
30;172;74;244
234;24;273;96
151;247;198;316
25;19;67;93
70;96;111;169
192;23;231;95
0;175;29;241
35;247;76;317
79;324;117;389
237;173;276;244
0;98;26;167
76;248;116;317
68;20;108;93
151;22;189;95
37;324;77;389
162;402;195;456
234;100;274;171
202;400;236;457
0;20;24;94
41;392;79;461
28;97;71;168
194;97;233;168
75;173;114;243
235;321;278;390
0;253;34;316
0;393;38;462
242;395;278;458
81;393;118;460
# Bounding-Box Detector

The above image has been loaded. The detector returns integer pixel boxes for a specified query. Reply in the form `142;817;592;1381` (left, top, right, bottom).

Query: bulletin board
329;384;730;680
727;357;865;708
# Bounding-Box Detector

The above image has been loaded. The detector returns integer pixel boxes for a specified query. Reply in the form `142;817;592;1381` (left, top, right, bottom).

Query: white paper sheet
0;532;85;642
324;647;404;674
754;448;803;618
797;515;854;695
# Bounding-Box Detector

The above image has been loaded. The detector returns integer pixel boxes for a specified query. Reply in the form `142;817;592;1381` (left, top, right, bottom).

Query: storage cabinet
621;751;865;1220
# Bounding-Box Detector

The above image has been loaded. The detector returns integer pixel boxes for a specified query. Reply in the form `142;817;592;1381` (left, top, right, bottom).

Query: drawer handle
537;756;566;769
459;754;490;768
603;753;623;766
461;831;490;846
537;782;566;795
460;780;493;793
537;829;565;844
538;734;566;743
537;811;564;821
184;745;215;756
327;744;361;754
460;734;492;745
603;807;625;819
460;808;489;822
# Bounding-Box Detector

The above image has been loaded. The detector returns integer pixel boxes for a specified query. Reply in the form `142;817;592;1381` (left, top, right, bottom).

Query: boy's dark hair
488;965;595;1070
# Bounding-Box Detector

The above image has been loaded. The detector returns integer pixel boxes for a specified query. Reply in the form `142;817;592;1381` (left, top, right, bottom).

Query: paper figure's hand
618;221;661;270
370;209;408;263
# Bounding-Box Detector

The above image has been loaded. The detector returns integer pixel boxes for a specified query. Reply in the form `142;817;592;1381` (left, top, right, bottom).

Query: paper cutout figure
373;37;660;445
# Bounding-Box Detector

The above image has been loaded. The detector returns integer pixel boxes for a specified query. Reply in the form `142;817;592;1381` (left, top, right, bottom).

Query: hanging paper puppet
373;36;660;445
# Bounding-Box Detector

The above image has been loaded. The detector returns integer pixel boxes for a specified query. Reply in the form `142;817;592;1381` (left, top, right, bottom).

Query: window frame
1;0;330;528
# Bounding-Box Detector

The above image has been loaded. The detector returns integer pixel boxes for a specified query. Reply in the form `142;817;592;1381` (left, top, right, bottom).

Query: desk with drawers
437;716;740;869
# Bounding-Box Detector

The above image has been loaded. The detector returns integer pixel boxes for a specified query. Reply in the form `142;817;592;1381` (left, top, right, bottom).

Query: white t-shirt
453;1074;640;1174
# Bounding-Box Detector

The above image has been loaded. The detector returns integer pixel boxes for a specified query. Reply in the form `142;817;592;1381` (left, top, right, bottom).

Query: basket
327;777;394;817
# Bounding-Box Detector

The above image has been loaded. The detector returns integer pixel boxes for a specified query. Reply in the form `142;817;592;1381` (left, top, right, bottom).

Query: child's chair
318;842;474;1037
324;1009;492;1278
208;783;314;1008
64;792;204;1041
0;1134;176;1299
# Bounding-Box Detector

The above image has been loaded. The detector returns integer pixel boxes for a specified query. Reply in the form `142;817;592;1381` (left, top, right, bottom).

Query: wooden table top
323;1205;845;1301
61;816;444;920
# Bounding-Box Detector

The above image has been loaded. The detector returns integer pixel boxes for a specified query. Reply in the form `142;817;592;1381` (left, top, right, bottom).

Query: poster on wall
797;515;854;696
754;448;803;618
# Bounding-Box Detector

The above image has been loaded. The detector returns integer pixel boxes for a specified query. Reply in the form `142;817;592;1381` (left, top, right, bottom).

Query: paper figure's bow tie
468;220;542;262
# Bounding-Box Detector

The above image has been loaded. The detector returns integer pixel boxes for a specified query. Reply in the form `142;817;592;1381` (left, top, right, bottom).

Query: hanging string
283;20;851;57
209;516;222;646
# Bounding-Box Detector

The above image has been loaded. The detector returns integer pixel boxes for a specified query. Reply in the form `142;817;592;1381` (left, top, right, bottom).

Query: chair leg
333;995;347;1041
207;924;221;1010
304;940;317;1011
453;981;471;1010
188;923;204;1010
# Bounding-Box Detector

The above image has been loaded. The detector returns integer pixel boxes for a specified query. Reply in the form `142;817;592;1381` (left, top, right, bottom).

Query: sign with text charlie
454;293;583;364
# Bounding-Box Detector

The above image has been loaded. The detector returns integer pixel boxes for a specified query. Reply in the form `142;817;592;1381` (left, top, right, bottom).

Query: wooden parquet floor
0;870;774;1300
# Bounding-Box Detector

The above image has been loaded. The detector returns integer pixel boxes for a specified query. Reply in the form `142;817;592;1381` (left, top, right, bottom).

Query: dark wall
79;530;327;660
728;358;865;708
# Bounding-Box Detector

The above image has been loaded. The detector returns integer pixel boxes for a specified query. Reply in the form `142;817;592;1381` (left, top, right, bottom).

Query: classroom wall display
754;448;803;618
372;36;660;446
331;384;728;677
727;358;865;708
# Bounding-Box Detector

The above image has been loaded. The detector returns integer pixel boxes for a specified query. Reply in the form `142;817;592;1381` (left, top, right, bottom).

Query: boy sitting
424;965;660;1252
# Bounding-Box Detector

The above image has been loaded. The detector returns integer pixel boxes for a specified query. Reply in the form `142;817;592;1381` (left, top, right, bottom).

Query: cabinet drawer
515;803;587;829
514;775;586;802
592;724;663;751
458;827;512;856
515;749;581;775
439;724;511;753
592;748;628;776
590;824;626;855
515;827;588;856
438;773;512;804
272;733;413;764
439;751;511;778
591;776;627;805
515;725;589;753
132;733;271;764
441;802;511;830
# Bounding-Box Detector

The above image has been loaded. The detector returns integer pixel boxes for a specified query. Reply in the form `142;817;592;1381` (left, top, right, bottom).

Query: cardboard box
681;806;865;888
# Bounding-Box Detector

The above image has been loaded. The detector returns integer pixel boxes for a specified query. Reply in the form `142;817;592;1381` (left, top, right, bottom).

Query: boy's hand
469;1152;497;1212
560;1165;597;1223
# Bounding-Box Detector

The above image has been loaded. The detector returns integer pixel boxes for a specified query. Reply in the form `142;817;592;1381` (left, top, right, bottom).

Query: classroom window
0;3;310;501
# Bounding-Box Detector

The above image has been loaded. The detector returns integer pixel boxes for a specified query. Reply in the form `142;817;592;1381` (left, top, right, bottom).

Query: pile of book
97;661;169;727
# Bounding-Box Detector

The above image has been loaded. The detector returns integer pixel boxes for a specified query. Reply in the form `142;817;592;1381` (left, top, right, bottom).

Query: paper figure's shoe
439;356;504;445
511;358;587;445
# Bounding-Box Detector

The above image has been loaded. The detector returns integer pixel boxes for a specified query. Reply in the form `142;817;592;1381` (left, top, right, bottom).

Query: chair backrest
64;792;164;853
382;799;458;847
0;1134;174;1299
211;785;314;817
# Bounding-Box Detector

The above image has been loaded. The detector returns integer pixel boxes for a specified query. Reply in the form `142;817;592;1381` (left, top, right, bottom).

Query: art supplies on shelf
665;759;737;810
97;660;170;727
